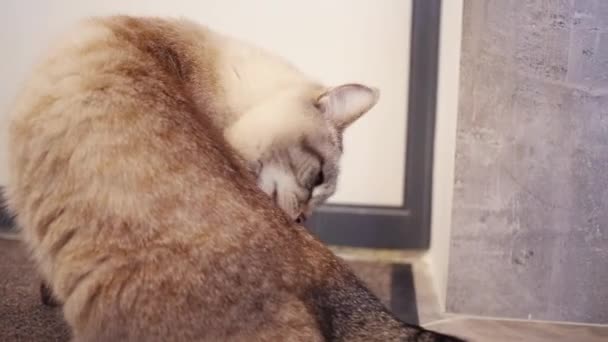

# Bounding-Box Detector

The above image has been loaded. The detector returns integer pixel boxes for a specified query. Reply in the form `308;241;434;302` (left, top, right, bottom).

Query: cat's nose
295;213;307;224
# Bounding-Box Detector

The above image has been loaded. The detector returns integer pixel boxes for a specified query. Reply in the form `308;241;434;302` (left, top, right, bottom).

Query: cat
9;12;378;307
13;13;375;307
5;16;465;341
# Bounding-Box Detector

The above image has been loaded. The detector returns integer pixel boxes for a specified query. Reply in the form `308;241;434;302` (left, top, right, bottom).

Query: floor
1;231;607;341
427;317;608;342
0;237;70;341
334;246;608;342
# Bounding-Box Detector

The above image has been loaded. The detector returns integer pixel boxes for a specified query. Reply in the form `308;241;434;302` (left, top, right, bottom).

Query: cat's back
11;16;210;123
5;16;233;255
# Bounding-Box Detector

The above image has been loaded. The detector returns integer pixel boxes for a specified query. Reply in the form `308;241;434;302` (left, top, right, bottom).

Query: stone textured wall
446;0;608;324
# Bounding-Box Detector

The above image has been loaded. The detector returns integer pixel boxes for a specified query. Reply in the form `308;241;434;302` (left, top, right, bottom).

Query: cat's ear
315;84;380;129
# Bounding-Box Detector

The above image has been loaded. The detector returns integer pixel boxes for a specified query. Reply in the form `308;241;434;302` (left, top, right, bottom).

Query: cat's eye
313;171;324;187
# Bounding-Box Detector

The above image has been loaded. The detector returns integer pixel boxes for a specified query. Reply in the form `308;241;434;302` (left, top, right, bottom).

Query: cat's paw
40;281;61;307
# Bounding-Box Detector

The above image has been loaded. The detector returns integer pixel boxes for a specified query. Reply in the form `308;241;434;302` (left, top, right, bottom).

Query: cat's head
226;83;379;223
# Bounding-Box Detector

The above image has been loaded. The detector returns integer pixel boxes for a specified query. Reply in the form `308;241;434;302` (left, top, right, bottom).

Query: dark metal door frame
307;0;442;250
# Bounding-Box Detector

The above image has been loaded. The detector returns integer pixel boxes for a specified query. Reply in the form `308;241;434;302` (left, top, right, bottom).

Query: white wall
426;0;463;310
0;0;412;207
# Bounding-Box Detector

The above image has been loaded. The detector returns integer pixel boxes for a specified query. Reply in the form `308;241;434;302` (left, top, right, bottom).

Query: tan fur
5;16;463;342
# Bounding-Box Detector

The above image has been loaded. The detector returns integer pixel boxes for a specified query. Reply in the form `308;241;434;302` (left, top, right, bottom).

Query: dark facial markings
313;171;325;187
271;181;278;203
300;138;327;190
336;133;344;152
301;138;325;168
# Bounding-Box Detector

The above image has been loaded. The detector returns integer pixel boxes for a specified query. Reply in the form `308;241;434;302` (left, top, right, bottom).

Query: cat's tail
0;186;16;228
310;267;466;342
